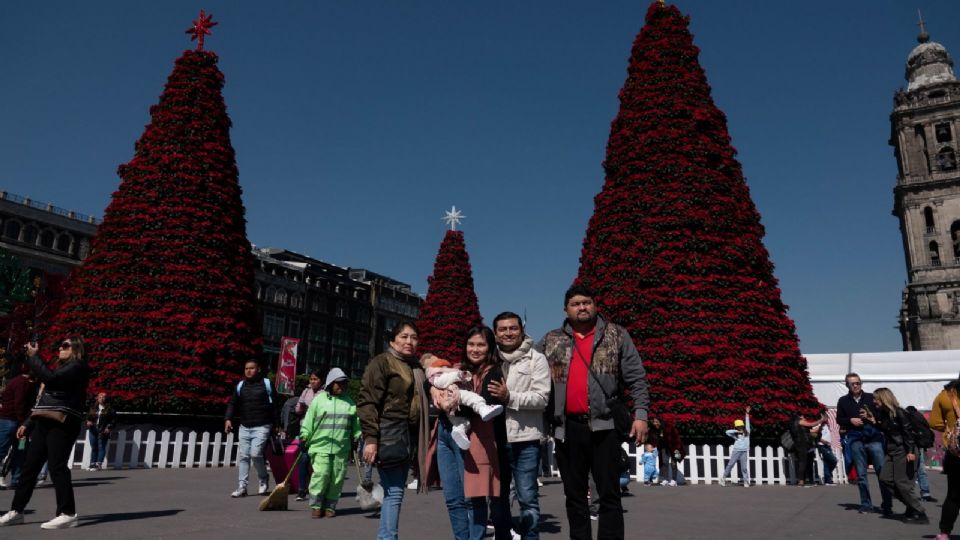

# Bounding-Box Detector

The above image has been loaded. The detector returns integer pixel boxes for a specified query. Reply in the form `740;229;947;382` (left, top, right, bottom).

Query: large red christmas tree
45;14;260;414
416;224;483;363
577;2;818;438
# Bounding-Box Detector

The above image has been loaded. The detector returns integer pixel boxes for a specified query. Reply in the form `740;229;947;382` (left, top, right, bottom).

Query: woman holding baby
425;326;512;540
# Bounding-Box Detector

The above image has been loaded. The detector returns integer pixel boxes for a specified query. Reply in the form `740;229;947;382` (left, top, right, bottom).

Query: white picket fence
545;440;848;486
68;429;240;470
62;428;846;487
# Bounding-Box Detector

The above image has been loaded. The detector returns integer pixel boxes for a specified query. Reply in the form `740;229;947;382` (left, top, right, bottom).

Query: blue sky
2;1;958;353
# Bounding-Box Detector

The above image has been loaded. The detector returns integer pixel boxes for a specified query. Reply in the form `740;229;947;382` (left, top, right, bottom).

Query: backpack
905;408;934;449
237;378;273;404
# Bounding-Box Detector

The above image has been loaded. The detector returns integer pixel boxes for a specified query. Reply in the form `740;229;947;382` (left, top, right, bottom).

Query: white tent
805;350;960;411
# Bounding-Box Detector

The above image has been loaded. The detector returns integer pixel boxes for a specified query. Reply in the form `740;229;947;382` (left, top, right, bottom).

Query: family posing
358;285;651;540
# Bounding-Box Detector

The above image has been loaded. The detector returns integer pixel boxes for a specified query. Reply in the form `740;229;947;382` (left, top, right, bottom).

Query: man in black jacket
835;372;892;514
225;360;275;498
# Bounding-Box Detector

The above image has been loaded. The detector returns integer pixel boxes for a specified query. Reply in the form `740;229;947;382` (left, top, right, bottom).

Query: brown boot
324;509;336;518
311;508;324;519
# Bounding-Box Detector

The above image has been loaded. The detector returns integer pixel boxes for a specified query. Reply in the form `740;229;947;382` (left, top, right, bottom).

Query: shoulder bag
31;384;67;423
573;345;633;442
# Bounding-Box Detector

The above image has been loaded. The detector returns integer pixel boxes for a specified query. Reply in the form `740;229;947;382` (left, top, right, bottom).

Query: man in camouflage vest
539;284;649;540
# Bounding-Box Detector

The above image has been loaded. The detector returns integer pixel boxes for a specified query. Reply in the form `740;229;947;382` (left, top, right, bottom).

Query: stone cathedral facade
892;29;960;350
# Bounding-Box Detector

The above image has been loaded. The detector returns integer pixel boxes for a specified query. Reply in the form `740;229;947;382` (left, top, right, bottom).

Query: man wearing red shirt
538;285;649;540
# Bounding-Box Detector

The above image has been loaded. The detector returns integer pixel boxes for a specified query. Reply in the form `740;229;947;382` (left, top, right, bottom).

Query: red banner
276;337;299;396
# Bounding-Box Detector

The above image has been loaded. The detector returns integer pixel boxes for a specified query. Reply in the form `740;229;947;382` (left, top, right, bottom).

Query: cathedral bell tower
891;21;960;350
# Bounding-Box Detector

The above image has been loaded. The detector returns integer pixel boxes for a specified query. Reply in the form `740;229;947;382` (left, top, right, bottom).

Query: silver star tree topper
443;206;466;231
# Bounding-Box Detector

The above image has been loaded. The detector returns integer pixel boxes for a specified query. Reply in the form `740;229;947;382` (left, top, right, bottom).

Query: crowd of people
4;286;960;540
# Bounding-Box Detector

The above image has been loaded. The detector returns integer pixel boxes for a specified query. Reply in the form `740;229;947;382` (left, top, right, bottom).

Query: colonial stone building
0;190;422;375
0;191;97;276
891;28;960;350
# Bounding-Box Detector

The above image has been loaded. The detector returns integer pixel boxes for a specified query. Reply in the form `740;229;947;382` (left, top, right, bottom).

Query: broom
258;450;304;511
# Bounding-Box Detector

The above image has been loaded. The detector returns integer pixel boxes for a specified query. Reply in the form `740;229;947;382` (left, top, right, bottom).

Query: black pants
940;452;960;533
555;419;623;540
12;415;82;516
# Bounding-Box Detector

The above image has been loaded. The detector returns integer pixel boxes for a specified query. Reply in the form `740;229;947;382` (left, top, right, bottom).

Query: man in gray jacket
489;311;551;540
539;285;649;540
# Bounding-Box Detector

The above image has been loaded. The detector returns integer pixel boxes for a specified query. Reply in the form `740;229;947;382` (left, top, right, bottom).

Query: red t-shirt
565;328;595;415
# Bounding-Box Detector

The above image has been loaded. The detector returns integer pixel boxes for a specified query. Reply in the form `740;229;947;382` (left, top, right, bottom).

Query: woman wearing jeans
0;337;90;530
84;392;115;470
358;322;429;540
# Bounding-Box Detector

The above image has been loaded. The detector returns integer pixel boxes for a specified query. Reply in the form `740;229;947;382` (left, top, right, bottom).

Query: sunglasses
59;342;73;350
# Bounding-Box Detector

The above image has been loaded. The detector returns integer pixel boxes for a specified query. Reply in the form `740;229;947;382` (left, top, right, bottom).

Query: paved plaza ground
0;466;952;539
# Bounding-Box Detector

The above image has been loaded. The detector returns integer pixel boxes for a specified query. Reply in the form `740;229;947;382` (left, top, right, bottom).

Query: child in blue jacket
720;406;751;487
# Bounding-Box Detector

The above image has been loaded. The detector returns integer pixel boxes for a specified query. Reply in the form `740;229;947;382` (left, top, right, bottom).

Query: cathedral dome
906;33;956;92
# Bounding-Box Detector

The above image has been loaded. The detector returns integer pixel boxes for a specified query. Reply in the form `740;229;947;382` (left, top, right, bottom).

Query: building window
930;241;942;266
290;293;303;310
39;229;55;249
936;123;953;143
55;233;72;252
289;318;301;338
952;221;960;260
924;207;936;233
310;322;327;343
336;302;348;318
273;288;287;305
938;147;957;171
254;283;262;300
263;313;285;338
333;327;349;347
22;224;38;245
3;220;21;240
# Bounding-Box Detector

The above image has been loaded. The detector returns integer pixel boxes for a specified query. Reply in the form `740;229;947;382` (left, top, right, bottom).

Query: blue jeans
377;463;408;540
508;440;541;539
436;418;470;540
916;450;930;495
723;449;750;484
237;425;270;490
817;445;838;484
849;438;892;512
0;418;26;484
87;430;109;466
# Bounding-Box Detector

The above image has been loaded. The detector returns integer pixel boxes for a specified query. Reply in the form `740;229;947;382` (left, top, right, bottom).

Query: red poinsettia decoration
576;2;819;438
44;38;260;414
416;230;483;363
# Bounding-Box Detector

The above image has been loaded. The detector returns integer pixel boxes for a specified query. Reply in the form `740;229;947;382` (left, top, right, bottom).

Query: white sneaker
743;483;750;488
718;477;726;486
537;479;544;487
258;482;269;495
230;487;247;498
451;423;471;450
669;480;677;487
0;477;7;488
36;477;48;486
407;479;418;490
40;513;78;529
511;529;521;540
477;403;504;422
0;510;23;526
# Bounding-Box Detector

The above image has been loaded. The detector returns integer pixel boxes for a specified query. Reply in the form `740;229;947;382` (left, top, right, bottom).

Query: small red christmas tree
576;2;819;437
417;222;483;363
45;13;260;414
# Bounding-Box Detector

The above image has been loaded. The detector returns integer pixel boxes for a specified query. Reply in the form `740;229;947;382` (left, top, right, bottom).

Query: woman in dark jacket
861;387;928;524
0;337;89;529
650;417;685;486
85;392;116;471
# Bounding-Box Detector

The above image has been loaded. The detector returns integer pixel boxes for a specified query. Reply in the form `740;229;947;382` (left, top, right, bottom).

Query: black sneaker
922;495;939;502
903;512;930;525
